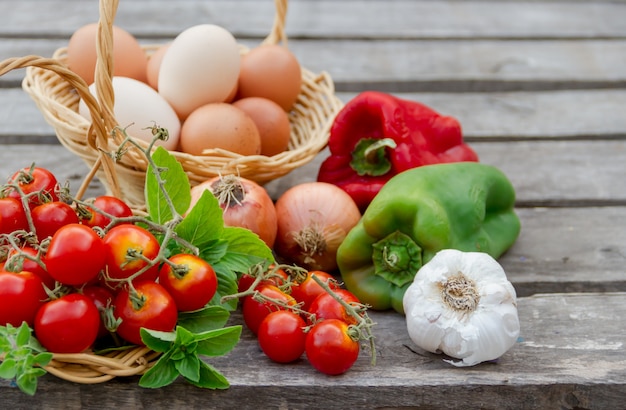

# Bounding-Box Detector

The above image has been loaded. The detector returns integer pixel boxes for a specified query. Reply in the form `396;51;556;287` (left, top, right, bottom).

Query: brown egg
146;43;170;90
67;23;148;85
237;44;302;112
232;97;291;156
180;103;262;156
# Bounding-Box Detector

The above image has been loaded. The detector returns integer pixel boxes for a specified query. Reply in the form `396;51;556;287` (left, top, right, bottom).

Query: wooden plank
265;140;626;205
1;139;626;204
3;38;626;90
1;293;625;408
3;1;626;39
3;87;626;140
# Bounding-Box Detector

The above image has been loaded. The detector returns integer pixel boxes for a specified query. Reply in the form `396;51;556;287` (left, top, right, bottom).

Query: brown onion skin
188;175;278;248
273;182;361;272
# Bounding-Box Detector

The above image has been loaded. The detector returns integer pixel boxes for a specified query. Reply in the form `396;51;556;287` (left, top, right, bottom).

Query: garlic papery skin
402;249;520;367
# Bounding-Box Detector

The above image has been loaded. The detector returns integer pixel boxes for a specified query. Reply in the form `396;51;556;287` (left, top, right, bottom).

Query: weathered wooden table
1;0;626;408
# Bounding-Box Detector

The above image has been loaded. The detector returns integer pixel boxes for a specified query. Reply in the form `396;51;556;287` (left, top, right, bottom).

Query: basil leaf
190;362;230;390
177;305;231;334
194;326;242;357
145;147;191;223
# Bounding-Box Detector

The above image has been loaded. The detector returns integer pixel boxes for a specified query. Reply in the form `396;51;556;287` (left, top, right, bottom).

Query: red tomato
113;281;178;345
5;246;55;289
34;293;100;353
242;284;297;335
158;253;218;312
31;201;80;241
82;285;115;339
257;310;306;363
80;195;133;229
6;166;59;208
307;288;361;325
0;270;47;327
305;319;360;375
290;270;339;311
103;224;160;290
44;223;106;286
237;265;288;294
0;197;29;234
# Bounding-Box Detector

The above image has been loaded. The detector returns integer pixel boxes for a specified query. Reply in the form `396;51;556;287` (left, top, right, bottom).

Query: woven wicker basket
14;0;343;209
0;0;342;384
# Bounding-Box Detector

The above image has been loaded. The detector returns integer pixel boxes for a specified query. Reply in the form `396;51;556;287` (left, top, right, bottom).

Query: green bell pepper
336;162;521;314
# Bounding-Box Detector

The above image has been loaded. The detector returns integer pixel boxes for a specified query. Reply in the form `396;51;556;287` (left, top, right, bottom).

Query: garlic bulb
402;249;520;367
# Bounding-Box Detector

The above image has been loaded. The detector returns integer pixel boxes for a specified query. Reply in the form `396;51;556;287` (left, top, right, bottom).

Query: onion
274;182;361;272
188;174;278;248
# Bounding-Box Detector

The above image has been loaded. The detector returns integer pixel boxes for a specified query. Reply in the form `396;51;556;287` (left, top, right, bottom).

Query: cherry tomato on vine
34;293;100;353
305;319;360;375
113;281;178;346
158;253;218;312
291;270;339;311
103;224;160;290
6;166;59;208
31;201;79;241
4;245;55;289
82;285;115;339
257;310;307;363
0;197;29;235
242;284;297;335
307;288;361;325
237;264;289;294
44;223;106;286
80;195;133;229
0;270;47;327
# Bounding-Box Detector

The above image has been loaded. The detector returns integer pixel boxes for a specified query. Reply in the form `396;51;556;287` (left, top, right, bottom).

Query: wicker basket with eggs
0;0;343;209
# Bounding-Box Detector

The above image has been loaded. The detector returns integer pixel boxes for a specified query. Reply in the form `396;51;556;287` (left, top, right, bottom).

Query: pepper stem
372;231;423;288
350;138;398;177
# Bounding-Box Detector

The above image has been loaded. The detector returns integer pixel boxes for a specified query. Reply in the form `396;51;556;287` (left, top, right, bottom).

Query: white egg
78;76;181;150
157;24;240;120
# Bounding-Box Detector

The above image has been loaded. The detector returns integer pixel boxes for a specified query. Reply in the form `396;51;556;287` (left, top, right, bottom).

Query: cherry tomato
34;293;100;353
237;265;288;294
257;310;306;363
290;270;339;311
0;197;29;235
103;224;160;290
31;201;79;241
242;284;297;335
4;245;55;289
82;285;115;339
80;195;133;229
158;253;218;312
6;166;59;208
113;281;178;345
44;223;106;286
305;319;360;375
0;270;47;327
307;288;361;325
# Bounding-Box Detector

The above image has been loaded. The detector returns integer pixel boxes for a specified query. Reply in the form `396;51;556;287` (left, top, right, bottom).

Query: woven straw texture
16;0;344;209
0;0;343;383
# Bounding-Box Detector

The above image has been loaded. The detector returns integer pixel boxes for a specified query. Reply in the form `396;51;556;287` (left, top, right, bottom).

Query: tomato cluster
238;266;366;375
0;166;218;353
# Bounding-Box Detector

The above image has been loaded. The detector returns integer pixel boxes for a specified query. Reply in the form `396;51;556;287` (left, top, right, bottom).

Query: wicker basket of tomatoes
0;140;277;390
0;0;343;209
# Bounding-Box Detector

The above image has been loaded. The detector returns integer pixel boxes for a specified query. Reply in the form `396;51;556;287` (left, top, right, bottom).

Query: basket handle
263;0;289;46
0;55;123;200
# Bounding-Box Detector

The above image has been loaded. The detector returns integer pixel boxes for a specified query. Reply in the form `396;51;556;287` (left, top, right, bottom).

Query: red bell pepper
317;91;479;211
